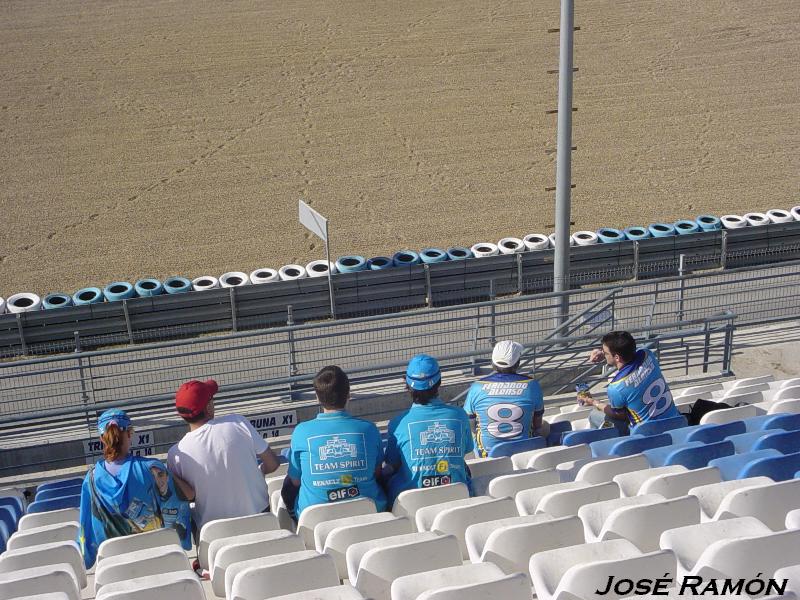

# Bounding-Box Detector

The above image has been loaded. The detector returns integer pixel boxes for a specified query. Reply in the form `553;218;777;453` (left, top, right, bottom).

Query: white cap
492;340;523;368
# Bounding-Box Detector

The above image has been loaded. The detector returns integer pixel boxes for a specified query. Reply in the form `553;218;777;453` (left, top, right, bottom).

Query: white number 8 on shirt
643;377;673;418
487;403;524;438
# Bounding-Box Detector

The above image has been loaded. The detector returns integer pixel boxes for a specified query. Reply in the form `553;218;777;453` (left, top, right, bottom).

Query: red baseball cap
175;379;218;419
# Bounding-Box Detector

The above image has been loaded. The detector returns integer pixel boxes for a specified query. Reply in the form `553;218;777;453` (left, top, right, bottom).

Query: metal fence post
489;281;497;348
720;230;728;270
286;305;299;401
15;314;27;355
74;331;94;429
516;253;524;293
230;288;238;333
470;306;481;375
722;317;735;376
632;241;640;281
122;299;134;344
701;320;711;373
678;254;686;322
424;264;433;308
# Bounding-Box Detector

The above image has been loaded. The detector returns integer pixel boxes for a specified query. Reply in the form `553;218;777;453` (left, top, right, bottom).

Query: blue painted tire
43;293;73;310
624;226;650;241
674;219;700;235
695;215;721;231
419;248;448;264
73;287;103;306
163;276;192;294
135;278;163;297
336;256;367;273
446;247;473;260
392;250;420;267
103;282;136;302
368;257;393;270
649;223;676;237
597;227;624;243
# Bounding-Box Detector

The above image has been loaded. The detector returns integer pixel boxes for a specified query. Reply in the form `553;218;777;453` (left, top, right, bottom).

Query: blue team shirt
607;349;680;425
385;399;474;505
288;410;386;515
463;372;545;457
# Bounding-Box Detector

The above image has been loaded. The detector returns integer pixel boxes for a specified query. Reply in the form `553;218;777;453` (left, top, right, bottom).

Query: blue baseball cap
405;354;442;390
97;409;131;435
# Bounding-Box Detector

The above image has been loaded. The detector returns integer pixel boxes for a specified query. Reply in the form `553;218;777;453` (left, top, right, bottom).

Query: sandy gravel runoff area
0;0;798;296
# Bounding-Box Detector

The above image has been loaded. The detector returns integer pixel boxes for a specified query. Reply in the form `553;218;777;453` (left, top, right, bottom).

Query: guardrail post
516;253;524;293
15;314;27;356
489;281;497;348
720;230;728;270
678;254;686;322
702;320;711;373
469;306;481;375
286;305;300;401
74;331;93;428
722;317;735;376
632;241;640;281
424;264;433;308
122;299;134;344
230;288;238;333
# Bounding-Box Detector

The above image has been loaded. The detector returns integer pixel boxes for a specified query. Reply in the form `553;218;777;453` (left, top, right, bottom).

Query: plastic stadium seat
94;544;191;593
429;497;517;558
17;508;79;532
575;454;649;484
676;382;724;397
487;436;545;457
198;512;279;569
739;451;800;481
724;375;774;390
266;475;284;499
708;449;782;481
25;495;80;513
579;494;662;541
228;550;338;600
660;516;771;576
613;465;687;497
390;562;506;600
0;497;24;522
720;382;770;399
525;444;591;470
35;486;82;502
268;586;365;600
545;421;571;447
515;481;588;515
97;528;180;563
561;427;618;447
669;421;745;445
753;429;800;453
464;456;512;479
415;496;497;533
36;478;83;494
769;399;800;414
642;441;702;467
6;522;79;551
2;593;73;600
554;457;598;483
788;508;800;529
771;385;800;402
597;495;700;552
0;564;80;600
464;514;552;563
690;529;800;582
416;573;530;600
486;469;560;498
743;412;800;432
549;408;593;425
0;506;16;537
391;483;469;529
638;466;721;498
608;433;673;457
655;440;735;469
773;377;800;390
324;516;413;579
0;521;8;554
346;532;437;583
537;482;620;518
724;428;784;453
687;477;773;522
94;572;206;600
313;512;397;553
0;540;86;589
630;414;688;436
774;565;800;597
700;404;758;425
711;478;800;529
297;497;376;549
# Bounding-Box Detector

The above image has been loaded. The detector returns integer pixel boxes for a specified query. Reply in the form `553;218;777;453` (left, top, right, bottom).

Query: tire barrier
249;268;279;284
523;234;551;251
335;256;367;273
548;233;576;247
498;238;525;254
597;228;624;243
367;257;393;270
674;220;700;235
135;279;164;297
743;212;768;227
721;215;747;229
43;293;73;310
767;209;793;224
306;260;337;278
471;242;500;257
649;223;676;237
163;277;192;294
192;276;220;291
219;272;250;288
419;248;449;263
0;297;5;314
392;251;420;267
103;282;136;302
792;206;800;221
571;231;598;246
696;215;721;231
7;292;42;313
446;247;473;260
72;287;103;306
279;265;307;280
623;226;650;241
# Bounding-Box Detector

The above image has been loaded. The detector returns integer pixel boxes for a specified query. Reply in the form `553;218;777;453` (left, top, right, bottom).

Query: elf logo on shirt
327;486;360;501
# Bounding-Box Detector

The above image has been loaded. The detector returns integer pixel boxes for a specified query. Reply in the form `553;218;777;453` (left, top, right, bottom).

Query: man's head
405;354;442;405
175;379;218;424
492;340;523;374
601;331;637;368
314;366;350;410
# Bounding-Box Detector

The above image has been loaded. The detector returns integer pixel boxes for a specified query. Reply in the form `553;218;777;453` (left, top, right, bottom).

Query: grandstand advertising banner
249;409;297;439
83;430;155;464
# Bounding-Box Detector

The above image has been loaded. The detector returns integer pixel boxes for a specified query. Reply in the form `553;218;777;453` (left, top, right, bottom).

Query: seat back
230;551;338;600
687;477;773;521
694;529;800;581
665;440;734;469
763;413;800;431
0;496;24;519
610;433;671;457
464;514;551;563
390;562;504;600
297;497;376;549
18;508;79;532
464;456;512;479
93;574;205;600
25;495;80;513
0;540;86;588
772;386;800;402
0;564;80;600
430;497;517;558
687;421;746;444
708;449;781;481
527;445;590;470
391;483;469;527
0;506;16;538
486;469;560;498
94;544;191;592
738;451;800;483
6;522;80;552
753;429;800;454
537;481;620;518
35;485;82;502
561;427;618;447
545;421;572;447
639;466;721;498
602;495;700;552
198;512;279;568
487;437;545;458
36;478;83;494
98;528;180;563
515;481;589;516
416;573;531;600
769;399;800;414
575;454;649;485
725;429;783;454
325;516;413;579
700;404;757;425
612;465;686;497
631;415;688;436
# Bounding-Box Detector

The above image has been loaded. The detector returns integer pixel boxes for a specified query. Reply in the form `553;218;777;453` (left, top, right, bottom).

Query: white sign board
299;200;328;241
83;430;155;465
249;410;297;439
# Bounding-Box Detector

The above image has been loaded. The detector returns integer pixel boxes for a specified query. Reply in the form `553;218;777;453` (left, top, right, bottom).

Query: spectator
282;366;386;518
167;380;280;534
582;331;680;429
79;409;192;568
464;340;548;457
385;354;473;506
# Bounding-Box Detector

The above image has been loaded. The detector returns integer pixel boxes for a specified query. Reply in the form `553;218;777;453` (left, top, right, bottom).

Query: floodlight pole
553;0;574;329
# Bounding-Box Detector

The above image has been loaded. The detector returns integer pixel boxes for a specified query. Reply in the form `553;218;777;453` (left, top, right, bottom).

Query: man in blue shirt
282;366;386;518
464;340;548;457
385;354;474;506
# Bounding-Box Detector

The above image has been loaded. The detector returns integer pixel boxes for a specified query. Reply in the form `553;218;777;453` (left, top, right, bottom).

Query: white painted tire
0;297;5;314
571;231;598;246
249;268;279;284
791;206;800;221
6;292;42;313
279;264;307;281
549;233;576;247
192;276;219;291
743;212;769;227
720;214;747;229
767;209;793;224
470;243;499;258
497;237;525;254
306;260;337;278
523;234;550;251
219;272;250;288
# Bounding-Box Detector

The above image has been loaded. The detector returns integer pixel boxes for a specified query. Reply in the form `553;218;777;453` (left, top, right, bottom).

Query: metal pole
553;0;575;328
324;221;337;319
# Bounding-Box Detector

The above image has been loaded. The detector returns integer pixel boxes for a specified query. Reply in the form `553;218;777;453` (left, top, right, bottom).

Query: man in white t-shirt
167;379;280;537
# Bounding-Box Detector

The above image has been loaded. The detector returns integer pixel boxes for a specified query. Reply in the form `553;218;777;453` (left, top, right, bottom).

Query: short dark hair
314;366;350;409
601;331;637;363
495;360;520;375
408;382;440;405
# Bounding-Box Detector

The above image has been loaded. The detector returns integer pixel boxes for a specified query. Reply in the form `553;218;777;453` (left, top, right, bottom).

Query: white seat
465;514;551;563
769;398;800;414
0;564;80;600
415;497;494;533
271;491;296;532
352;533;462;600
97;528;181;563
1;593;72;600
268;585;365;600
724;375;774;390
391;483;469;528
428;496;517;558
687;476;772;521
6;522;79;551
94;571;206;600
94;544;191;593
719;382;770;398
324;516;413;579
676;383;723;397
390;563;506;600
525;445;591;470
197;512;279;569
345;531;439;583
229;550;338;600
299;498;378;545
266;475;285;499
774;565;800;597
486;469;560;498
713;478;800;530
0;540;86;589
691;529;800;581
464;457;512;479
313;512;396;552
555;457;598;482
575;454;649;484
612;465;686;497
659;516;771;576
638;466;721;498
774;378;800;390
537;481;620;518
770;385;800;402
548;408;593;424
579;494;663;541
787;508;800;529
699;404;758;424
416;573;531;600
17;509;79;532
515;481;589;515
210;530;304;597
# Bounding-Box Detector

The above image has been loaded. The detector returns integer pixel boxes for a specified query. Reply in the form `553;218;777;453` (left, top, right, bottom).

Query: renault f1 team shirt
288;410;386;515
607;349;681;425
463;372;545;457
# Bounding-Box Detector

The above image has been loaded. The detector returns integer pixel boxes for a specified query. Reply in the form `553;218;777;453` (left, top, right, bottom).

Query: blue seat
35;485;82;502
743;413;800;432
26;494;81;514
670;422;745;445
589;435;623;458
610;433;672;458
561;428;618;447
546;421;572;447
708;449;782;481
0;497;23;520
631;415;688;437
725;429;783;453
488;436;546;457
280;447;291;458
0;520;9;554
36;478;84;494
738;451;800;482
0;506;16;537
644;442;703;467
665;440;735;470
752;429;800;454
